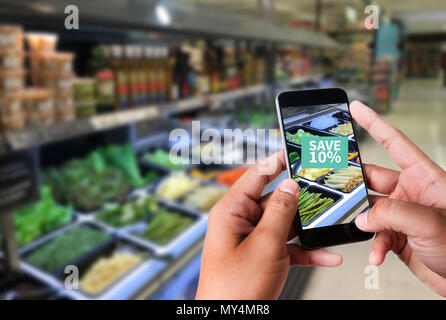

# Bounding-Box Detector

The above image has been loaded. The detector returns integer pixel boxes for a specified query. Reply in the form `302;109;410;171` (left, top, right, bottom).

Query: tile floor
301;78;446;300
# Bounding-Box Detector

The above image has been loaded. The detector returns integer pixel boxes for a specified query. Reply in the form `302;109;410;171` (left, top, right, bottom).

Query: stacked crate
0;25;26;131
27;33;75;123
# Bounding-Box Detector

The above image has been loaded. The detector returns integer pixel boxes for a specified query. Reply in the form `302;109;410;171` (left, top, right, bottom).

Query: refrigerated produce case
0;0;347;300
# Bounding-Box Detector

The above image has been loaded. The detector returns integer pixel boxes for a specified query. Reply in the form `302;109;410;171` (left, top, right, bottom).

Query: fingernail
355;211;368;227
279;178;298;196
369;251;379;265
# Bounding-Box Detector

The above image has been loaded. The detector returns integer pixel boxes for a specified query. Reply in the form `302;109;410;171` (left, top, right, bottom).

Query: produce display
95;195;159;228
298;188;335;225
189;168;221;181
157;172;200;200
142;149;188;170
329;121;353;136
80;252;143;295
286;129;316;145
43;153;131;212
43;143;158;211
137;208;194;244
215;167;248;186
26;227;111;273
13;186;71;247
297;168;331;181
323;166;363;192
183;186;227;211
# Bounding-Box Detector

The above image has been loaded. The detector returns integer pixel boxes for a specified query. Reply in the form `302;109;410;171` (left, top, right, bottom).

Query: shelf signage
0;149;39;214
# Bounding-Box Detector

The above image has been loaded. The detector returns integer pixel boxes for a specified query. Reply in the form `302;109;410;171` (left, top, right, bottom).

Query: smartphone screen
277;90;370;236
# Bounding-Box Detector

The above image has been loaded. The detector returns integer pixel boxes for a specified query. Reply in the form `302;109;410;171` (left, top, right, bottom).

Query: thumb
256;178;299;243
355;197;444;238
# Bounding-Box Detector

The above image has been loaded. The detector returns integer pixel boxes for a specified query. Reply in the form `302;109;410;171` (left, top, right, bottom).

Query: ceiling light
155;4;171;26
345;6;357;23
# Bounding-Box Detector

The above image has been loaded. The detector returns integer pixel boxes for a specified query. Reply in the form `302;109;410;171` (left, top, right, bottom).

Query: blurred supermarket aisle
301;78;446;300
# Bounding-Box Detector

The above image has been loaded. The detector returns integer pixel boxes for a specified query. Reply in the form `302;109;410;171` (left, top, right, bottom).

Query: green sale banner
301;136;349;173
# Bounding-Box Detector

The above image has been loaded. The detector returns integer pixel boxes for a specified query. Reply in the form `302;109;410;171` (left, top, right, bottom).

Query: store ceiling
181;0;446;34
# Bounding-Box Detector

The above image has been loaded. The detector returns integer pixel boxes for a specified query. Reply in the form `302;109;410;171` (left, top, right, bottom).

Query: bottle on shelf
110;44;130;109
134;45;148;106
92;45;115;113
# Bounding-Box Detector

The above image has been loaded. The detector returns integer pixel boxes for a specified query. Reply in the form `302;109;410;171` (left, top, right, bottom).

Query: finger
227;150;286;202
355;197;445;238
287;244;343;267
369;231;392;266
368;194;384;206
350;101;428;170
258;192;272;211
254;178;299;243
362;163;400;195
259;192;301;241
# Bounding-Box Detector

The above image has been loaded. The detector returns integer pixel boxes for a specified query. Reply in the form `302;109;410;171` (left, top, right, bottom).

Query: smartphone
276;88;373;249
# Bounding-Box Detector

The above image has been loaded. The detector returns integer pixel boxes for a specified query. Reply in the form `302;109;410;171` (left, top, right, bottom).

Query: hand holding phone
276;88;373;248
196;151;342;300
350;101;446;297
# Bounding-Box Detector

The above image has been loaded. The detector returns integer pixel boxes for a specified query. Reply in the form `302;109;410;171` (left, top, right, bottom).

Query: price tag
301;136;348;172
0;149;39;213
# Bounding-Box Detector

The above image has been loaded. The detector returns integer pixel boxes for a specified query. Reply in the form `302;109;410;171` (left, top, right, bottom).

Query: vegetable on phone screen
297;168;331;181
298;188;334;225
285;129;316;145
324;166;363;192
288;151;300;163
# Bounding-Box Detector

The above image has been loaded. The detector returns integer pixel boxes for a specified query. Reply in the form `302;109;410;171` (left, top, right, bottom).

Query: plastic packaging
1;111;25;131
0;92;24;130
41;71;73;95
0;68;25;92
0;49;24;69
22;88;55;126
73;77;96;101
0;92;22;116
55;93;75;122
40;52;73;73
26;32;58;53
0;25;23;50
75;99;97;117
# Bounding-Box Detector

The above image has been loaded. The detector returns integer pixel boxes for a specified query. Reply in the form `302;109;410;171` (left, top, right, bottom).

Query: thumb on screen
256;178;299;243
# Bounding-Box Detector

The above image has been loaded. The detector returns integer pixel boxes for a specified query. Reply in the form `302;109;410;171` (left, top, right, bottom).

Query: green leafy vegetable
289;151;300;163
95;195;159;227
137;208;193;244
286;129;316;145
43;158;130;212
100;143;157;187
13;186;72;247
142;149;188;170
26;227;111;273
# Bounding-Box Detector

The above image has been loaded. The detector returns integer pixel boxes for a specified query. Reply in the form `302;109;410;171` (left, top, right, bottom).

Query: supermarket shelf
3;106;161;151
2;75;321;152
0;1;338;48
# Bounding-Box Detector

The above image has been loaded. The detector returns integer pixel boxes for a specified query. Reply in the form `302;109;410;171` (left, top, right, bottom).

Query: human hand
195;150;343;300
351;101;446;297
